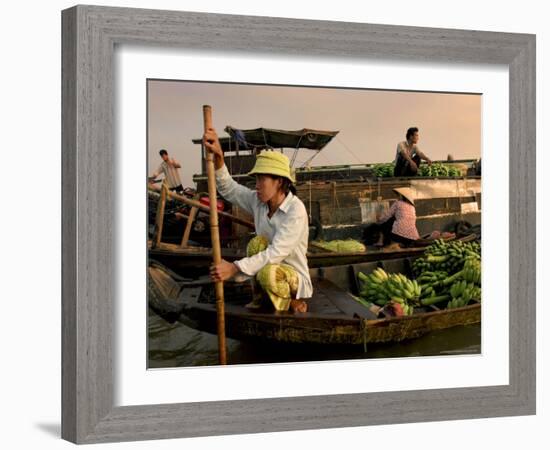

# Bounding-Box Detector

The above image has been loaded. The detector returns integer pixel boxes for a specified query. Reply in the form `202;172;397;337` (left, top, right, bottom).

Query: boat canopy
192;126;339;153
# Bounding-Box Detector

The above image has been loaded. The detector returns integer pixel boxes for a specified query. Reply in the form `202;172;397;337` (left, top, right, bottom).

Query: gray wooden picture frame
61;4;536;444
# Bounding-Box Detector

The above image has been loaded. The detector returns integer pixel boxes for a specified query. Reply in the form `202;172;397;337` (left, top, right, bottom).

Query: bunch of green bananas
357;268;390;306
412;239;482;309
372;163;395;178
442;256;482;286
385;273;421;315
447;280;479;308
461;257;481;284
412;239;481;276
357;269;420;315
418;163;462;177
415;271;451;306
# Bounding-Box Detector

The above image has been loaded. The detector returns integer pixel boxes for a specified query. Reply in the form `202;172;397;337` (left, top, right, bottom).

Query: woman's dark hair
280;177;297;195
265;174;297;195
159;149;168;156
406;127;419;140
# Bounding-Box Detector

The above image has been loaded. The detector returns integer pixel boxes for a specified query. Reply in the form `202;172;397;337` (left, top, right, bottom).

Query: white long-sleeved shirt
216;165;312;299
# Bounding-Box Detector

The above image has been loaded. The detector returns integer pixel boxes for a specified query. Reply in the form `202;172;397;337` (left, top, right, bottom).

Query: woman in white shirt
203;127;312;313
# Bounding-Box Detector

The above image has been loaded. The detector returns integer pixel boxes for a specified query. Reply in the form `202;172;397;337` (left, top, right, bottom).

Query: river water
148;307;481;368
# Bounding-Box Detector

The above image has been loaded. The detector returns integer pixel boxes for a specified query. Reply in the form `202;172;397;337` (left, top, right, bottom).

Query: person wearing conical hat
373;187;420;248
203;127;311;313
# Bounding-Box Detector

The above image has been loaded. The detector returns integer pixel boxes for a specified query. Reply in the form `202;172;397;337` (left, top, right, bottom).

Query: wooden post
203;105;227;365
152;181;167;249
180;206;198;248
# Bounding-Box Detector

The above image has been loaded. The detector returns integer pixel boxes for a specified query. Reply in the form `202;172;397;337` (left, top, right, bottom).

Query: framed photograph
145;80;483;370
62;5;535;444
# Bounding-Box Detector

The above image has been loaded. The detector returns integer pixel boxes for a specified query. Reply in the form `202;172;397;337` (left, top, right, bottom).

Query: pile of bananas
418;163;462;177
412;239;481;276
354;240;482;314
415;271;451;306
357;268;388;305
447;280;481;309
412;240;482;309
357;268;420;315
372;162;463;179
372;163;395;178
443;257;482;285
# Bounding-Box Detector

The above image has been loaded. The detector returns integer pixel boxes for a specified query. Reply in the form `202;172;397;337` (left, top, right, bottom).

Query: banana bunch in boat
441;257;482;286
357;269;420;315
440;258;482;308
357;268;389;306
384;273;422;315
412;239;481;276
372;163;395;178
415;270;452;306
447;280;480;309
418;163;462;177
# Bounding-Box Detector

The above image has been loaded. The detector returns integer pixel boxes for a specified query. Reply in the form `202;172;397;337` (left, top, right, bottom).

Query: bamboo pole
180;206;198;248
203;105;227;365
148;185;255;230
152;181;167;249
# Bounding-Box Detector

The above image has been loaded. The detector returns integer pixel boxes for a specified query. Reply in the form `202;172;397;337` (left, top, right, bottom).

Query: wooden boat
147;233;476;277
148;257;481;346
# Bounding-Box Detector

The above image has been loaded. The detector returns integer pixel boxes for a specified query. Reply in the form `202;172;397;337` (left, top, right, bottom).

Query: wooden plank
180;206;198;248
315;278;379;320
153;186;255;229
152;182;167;248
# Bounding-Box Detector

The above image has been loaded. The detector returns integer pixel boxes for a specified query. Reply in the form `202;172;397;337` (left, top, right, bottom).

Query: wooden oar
203;105;227;365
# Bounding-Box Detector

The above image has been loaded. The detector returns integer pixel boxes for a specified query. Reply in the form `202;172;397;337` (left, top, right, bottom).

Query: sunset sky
148;80;481;187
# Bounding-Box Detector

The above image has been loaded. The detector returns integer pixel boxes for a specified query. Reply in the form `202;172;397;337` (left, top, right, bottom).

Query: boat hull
179;301;480;345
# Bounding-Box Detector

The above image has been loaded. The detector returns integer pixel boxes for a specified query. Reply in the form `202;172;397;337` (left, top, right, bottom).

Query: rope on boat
331;182;342;225
456;177;464;222
334;135;364;164
290;134;305;167
308;181;312;223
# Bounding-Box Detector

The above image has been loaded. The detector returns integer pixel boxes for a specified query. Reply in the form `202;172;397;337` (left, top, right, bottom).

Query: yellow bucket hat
248;150;295;183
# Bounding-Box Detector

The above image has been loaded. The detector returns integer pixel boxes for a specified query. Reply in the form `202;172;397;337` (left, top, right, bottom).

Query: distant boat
147;233;476;277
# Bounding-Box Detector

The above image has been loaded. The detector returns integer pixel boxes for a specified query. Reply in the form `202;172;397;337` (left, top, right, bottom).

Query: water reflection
148;307;481;368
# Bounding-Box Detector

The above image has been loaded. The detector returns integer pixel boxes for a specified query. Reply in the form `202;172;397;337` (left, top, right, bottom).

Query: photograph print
146;79;482;368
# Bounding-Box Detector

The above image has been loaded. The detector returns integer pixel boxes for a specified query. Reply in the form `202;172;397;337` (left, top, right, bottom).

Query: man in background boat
203;128;312;313
373;187;420;248
148;149;185;194
394;127;432;177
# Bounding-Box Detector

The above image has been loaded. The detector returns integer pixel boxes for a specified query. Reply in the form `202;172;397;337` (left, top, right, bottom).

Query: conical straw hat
393;187;415;205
